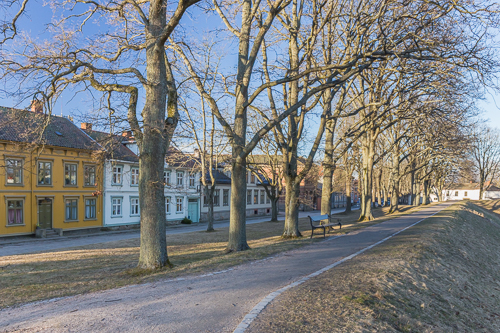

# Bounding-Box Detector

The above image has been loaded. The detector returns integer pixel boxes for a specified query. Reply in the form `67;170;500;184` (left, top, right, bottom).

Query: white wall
441;189;480;201
103;160;141;226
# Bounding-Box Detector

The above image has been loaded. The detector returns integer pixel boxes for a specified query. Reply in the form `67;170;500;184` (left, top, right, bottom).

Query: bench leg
323;227;326;238
311;228;314;239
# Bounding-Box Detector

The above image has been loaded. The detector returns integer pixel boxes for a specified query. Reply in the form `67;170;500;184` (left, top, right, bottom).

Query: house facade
0;107;103;237
200;169;272;221
86;128;201;227
430;183;500;201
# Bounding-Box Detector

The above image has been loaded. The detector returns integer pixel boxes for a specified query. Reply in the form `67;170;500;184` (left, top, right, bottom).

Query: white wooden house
430;182;500;201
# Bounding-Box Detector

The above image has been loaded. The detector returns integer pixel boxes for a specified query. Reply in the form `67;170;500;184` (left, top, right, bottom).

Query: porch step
44;229;61;238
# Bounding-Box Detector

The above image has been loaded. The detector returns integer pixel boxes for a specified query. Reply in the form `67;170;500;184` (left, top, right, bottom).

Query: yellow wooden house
0;106;103;237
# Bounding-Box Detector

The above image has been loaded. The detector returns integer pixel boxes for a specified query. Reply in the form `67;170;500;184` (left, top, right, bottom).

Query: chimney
30;99;43;113
122;130;133;138
81;123;92;131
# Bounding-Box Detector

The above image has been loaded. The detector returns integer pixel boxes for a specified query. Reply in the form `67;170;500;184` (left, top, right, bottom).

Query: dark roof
0;107;99;150
166;148;197;169
84;129;138;162
204;170;231;185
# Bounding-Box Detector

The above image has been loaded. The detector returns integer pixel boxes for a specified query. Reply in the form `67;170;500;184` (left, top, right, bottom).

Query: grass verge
247;201;500;332
0;204;429;309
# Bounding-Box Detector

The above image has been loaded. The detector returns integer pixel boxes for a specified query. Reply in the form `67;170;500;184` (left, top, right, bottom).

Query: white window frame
176;196;183;213
165;196;171;215
247;190;252;205
189;174;196;188
253;189;258;205
112;165;123;185
260;190;265;205
176;171;184;186
223;189;229;207
214;189;220;207
131;167;139;186
130;197;140;216
164;170;171;186
111;196;123;217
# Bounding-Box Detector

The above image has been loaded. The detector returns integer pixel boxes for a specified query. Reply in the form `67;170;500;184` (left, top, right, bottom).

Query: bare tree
0;0;199;269
470;125;500;199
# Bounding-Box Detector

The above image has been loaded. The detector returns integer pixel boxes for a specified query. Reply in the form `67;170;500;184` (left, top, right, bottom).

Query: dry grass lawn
248;201;500;333
0;204;425;309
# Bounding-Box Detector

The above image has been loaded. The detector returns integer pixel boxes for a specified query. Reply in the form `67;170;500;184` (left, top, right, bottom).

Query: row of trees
1;0;499;269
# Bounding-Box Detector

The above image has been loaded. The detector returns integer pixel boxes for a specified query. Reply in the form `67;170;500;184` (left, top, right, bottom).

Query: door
38;199;52;229
188;199;199;223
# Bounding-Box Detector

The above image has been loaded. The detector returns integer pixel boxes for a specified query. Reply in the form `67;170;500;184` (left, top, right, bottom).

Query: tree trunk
206;186;215;232
138;4;170;269
345;169;352;213
321;115;336;216
227;0;252;252
283;176;301;238
359;131;375;221
376;169;382;207
271;195;279;222
389;146;399;213
227;157;250;251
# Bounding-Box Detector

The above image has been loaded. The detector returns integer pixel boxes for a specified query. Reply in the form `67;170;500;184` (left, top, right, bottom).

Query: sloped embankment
248;202;500;332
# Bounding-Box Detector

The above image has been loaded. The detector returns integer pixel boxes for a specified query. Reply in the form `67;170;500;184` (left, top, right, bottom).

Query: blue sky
2;1;499;133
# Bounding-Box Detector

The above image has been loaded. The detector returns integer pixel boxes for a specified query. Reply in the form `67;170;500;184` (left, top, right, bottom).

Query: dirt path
0;203;452;333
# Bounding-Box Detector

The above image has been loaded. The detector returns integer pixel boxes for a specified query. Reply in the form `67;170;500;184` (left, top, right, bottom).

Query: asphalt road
0;202;452;333
0;207;356;257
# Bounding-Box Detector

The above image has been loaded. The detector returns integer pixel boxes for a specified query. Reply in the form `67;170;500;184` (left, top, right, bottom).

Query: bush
181;217;193;224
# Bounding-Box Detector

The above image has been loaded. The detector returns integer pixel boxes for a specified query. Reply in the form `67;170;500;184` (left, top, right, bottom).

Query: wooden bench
308;214;342;238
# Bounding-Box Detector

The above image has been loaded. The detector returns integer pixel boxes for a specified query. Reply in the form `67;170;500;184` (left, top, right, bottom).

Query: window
266;192;271;204
112;165;123;185
177;171;184;186
455;191;458;197
260;190;265;205
446;191;450;196
203;192;209;207
85;198;97;219
163;170;171;185
251;173;255;183
247;190;252;205
131;168;139;186
176;197;183;213
165;196;171;215
7;199;23;225
111;197;122;217
254;189;258;205
464;191;468;197
37;161;52;185
6;159;22;185
223;189;229;206
130;197;140;216
84;165;96;186
65;198;78;221
214;189;220;207
64;163;78;186
189;174;196;188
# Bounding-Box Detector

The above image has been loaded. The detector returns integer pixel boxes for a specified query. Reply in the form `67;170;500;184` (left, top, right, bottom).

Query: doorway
187;199;199;223
38;198;53;229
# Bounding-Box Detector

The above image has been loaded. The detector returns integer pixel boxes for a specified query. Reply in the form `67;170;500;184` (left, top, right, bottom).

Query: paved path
0;203;451;333
0;207;356;257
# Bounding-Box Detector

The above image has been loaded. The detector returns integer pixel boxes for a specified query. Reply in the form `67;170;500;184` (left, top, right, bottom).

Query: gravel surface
0;204;449;333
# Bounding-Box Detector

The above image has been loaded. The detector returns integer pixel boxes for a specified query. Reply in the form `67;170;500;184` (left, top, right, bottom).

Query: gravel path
0;203;450;333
